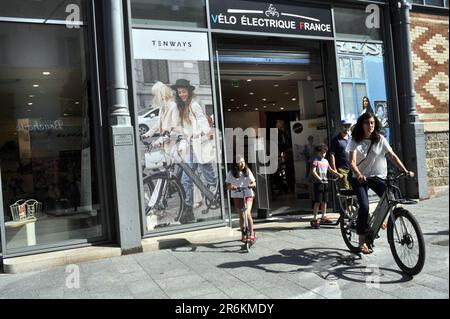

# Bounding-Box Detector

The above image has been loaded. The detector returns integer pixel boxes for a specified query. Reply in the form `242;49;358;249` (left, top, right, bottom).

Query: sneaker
310;219;320;229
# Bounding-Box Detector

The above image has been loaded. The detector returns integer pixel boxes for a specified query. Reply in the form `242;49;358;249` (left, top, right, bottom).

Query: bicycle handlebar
234;186;255;192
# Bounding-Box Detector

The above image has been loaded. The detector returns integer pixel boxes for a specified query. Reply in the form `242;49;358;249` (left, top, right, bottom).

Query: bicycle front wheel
387;207;426;276
143;173;185;223
340;205;360;253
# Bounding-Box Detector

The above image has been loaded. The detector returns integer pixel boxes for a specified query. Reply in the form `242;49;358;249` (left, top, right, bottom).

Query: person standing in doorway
330;119;353;190
276;119;294;193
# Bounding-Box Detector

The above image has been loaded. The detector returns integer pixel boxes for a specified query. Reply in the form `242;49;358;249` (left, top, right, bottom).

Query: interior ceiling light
247;79;252;82
249;92;254;95
33;84;39;88
42;71;50;75
280;107;285;110
262;98;266;101
254;108;259;111
292;98;296;101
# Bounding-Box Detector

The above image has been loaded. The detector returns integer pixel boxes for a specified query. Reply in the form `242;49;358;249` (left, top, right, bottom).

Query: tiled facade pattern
410;13;449;116
410;12;449;195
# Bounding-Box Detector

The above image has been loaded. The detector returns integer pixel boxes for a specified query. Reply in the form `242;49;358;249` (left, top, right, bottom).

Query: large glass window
336;41;391;142
334;7;382;41
0;20;104;252
132;29;223;234
407;0;449;7
131;0;206;28
0;0;84;22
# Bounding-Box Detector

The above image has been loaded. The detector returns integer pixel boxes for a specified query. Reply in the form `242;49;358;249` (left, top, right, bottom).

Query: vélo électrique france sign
209;0;333;37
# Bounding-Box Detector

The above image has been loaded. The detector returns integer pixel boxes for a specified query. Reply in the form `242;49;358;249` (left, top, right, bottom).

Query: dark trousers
350;178;386;235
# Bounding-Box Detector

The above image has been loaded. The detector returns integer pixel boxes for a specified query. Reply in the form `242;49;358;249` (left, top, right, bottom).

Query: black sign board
209;0;333;37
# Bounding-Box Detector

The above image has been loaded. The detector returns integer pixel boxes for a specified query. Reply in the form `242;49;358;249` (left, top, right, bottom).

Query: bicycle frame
367;174;416;244
143;134;220;209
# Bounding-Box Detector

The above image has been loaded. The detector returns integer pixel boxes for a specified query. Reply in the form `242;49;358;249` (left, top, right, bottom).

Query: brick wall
426;132;449;195
410;13;449;116
410;12;449;197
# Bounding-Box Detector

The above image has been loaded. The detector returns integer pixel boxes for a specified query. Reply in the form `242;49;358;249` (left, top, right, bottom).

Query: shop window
407;0;448;7
341;83;356;120
352;59;365;79
334;7;382;41
142;60;169;84
131;0;206;28
338;56;365;79
132;29;222;234
339;57;352;78
0;0;84;23
198;61;211;86
0;34;6;64
337;41;391;142
0;21;104;252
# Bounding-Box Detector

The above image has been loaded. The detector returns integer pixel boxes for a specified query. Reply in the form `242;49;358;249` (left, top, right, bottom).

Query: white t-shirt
225;169;256;198
347;135;393;178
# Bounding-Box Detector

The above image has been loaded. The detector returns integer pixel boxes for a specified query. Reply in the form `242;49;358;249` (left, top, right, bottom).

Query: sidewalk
0;194;448;299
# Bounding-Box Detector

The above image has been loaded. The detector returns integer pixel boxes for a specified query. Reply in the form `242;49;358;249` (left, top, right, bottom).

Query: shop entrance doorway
214;35;336;219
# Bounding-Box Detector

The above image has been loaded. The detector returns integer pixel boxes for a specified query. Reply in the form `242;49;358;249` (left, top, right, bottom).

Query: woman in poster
171;79;217;224
141;81;179;143
360;96;374;116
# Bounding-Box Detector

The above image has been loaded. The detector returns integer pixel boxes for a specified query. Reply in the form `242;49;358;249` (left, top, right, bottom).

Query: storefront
0;0;416;260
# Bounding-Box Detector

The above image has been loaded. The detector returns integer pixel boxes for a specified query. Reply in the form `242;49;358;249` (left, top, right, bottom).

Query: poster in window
132;29;222;232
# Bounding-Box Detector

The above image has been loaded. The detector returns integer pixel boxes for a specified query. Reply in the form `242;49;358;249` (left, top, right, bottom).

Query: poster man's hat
171;79;195;91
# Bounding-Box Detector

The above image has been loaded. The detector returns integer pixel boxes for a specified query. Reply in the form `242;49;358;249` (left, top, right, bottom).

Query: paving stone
0;195;447;299
386;284;449;299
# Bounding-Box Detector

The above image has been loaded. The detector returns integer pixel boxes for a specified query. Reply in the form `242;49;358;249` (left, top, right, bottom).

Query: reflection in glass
131;0;206;28
342;83;355;121
352;59;364;79
0;0;83;22
334;7;382;41
0;22;103;251
339;57;352;78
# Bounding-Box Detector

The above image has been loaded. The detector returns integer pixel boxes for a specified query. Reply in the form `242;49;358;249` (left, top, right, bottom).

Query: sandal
359;243;373;255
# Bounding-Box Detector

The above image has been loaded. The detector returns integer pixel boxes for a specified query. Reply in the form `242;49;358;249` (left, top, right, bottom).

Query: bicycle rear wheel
340;205;360;253
143;173;185;223
387;207;426;276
